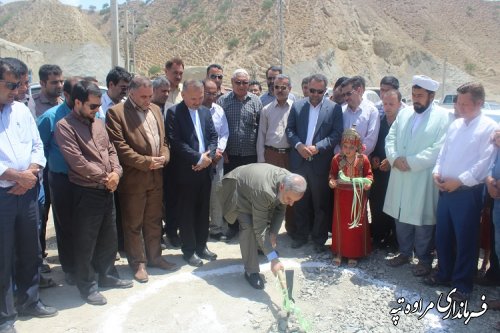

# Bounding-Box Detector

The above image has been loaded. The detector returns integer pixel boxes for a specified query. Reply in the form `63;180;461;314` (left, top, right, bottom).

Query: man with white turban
384;75;451;277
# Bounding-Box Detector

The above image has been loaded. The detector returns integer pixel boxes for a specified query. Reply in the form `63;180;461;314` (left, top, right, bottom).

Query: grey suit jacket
219;163;290;255
286;98;343;176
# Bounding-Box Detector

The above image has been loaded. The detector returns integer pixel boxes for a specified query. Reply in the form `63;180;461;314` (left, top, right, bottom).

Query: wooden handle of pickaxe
277;269;287;293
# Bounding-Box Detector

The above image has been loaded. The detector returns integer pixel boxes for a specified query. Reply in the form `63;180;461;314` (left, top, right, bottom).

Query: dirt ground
14;218;500;333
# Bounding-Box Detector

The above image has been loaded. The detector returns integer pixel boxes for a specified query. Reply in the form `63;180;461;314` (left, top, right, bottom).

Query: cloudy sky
2;0;127;9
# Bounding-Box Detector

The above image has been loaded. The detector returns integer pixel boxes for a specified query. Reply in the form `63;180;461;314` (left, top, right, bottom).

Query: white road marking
97;260;446;332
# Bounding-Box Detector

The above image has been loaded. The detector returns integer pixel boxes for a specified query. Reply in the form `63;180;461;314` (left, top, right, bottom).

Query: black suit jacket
166;101;218;184
286;98;343;176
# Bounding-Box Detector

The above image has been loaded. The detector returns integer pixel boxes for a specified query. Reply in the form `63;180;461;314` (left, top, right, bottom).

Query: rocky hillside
0;0;112;81
0;0;499;99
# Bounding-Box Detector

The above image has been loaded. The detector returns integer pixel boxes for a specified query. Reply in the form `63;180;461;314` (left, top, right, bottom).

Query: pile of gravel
264;247;499;333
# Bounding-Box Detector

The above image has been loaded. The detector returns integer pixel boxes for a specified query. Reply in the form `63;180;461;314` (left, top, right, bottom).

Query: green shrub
262;0;275;10
227;37;239;49
249;30;270;45
219;0;231;13
148;65;162;76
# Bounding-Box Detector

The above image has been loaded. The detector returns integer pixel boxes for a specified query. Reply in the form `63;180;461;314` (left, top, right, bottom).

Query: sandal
386;254;410;267
332;256;341;266
347;259;357;268
412;263;432;277
422;274;451;287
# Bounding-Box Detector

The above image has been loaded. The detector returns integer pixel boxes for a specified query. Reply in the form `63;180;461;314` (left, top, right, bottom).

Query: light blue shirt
99;92;115;119
0;101;46;188
189;108;205;165
37;102;72;174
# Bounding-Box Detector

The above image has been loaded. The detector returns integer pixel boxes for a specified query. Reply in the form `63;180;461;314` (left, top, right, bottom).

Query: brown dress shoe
150;259;178;271
134;263;149;283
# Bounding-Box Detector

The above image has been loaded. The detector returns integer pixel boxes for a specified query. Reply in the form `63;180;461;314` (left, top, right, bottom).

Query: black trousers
224;154;257;175
292;162;332;245
0;186;41;326
163;163;179;237
369;169;395;242
40;167;51;256
48;172;75;274
73;185;117;296
177;177;211;257
113;192;125;251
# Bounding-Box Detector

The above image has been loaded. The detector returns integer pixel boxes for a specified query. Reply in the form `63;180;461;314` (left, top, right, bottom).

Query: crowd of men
0;54;498;333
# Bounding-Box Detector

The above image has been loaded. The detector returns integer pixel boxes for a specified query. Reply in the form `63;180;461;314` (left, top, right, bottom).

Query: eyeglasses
0;80;21;91
204;92;218;97
342;90;356;98
309;88;325;95
274;85;289;91
88;103;102;110
209;74;224;80
234;80;249;86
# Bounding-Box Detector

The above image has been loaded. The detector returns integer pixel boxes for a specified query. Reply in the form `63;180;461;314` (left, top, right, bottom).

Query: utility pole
131;12;136;73
441;57;447;102
278;0;285;70
124;7;130;71
110;0;120;67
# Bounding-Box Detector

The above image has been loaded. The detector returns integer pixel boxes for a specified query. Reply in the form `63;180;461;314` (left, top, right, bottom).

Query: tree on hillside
102;3;109;10
89;5;96;13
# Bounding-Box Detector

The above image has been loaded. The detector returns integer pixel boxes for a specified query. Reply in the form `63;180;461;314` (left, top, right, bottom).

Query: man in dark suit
285;74;343;253
106;76;177;283
166;80;219;267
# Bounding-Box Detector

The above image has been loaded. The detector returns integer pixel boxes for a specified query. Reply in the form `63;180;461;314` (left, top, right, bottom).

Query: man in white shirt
0;59;57;333
427;82;497;301
339;76;380;155
202;79;230;241
100;66;132;118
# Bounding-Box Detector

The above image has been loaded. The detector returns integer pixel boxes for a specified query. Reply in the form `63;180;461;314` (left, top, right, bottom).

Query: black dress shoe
167;234;182;248
18;301;58;318
39;275;57;289
82;291;107;306
65;272;76;286
210;233;227;241
224;227;238;241
98;276;134;289
41;258;51;273
183;253;203;267
244;272;265;290
314;244;326;253
291;238;307;249
196;247;217;261
0;323;16;333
